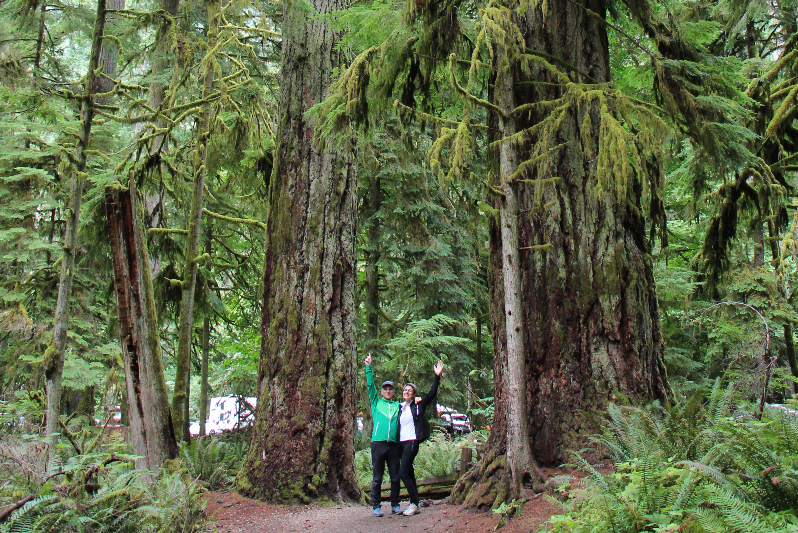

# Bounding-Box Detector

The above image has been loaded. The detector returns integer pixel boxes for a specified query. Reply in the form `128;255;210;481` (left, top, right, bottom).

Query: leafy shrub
0;456;206;533
542;381;798;533
354;432;473;490
178;436;246;489
0;392;208;533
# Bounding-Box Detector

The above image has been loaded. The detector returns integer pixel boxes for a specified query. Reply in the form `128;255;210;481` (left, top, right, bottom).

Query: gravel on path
203;491;559;533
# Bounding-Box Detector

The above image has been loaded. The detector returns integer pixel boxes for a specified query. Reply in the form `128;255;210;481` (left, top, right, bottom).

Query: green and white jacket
366;366;400;442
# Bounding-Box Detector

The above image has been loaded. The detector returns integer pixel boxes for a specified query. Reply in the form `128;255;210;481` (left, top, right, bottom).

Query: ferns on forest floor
178;437;246;489
0;420;249;531
542;380;798;533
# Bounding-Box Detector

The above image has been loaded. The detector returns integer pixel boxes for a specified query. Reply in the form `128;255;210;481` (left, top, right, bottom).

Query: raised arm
364;353;378;405
419;360;444;410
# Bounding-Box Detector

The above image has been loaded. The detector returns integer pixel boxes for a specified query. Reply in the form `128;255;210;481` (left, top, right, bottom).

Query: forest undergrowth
542;380;798;533
0;394;247;532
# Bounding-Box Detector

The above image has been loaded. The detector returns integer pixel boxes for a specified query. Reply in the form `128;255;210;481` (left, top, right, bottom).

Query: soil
203;492;561;533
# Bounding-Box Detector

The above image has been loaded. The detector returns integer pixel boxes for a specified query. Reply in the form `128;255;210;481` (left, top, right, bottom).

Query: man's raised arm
364;353;378;404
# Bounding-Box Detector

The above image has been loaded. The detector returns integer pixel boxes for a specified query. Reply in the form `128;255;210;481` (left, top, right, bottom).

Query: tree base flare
451;449;546;509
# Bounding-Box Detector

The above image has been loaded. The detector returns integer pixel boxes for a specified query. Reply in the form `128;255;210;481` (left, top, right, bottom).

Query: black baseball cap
381;381;395;389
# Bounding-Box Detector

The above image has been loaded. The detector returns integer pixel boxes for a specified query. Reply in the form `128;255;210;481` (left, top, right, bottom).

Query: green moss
43;343;59;374
279;479;309;503
286;306;298;334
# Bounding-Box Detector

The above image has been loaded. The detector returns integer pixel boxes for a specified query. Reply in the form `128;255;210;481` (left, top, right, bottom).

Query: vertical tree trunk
106;176;179;469
171;0;218;441
33;3;46;79
365;176;381;341
454;0;669;507
361;174;381;444
44;0;108;446
147;0;180;154
236;0;359;503
199;227;212;437
518;0;669;466
496;53;544;494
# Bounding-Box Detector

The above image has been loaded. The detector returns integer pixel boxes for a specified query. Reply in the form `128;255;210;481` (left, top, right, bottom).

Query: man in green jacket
364;353;402;517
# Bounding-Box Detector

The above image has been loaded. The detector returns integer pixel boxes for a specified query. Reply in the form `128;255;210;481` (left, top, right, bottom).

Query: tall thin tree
44;0;109;447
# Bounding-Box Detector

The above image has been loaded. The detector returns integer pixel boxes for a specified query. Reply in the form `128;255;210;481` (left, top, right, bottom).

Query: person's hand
415;397;422;404
364;353;372;366
434;360;444;376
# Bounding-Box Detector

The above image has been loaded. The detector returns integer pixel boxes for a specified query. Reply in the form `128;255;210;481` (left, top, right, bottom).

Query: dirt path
204;492;560;533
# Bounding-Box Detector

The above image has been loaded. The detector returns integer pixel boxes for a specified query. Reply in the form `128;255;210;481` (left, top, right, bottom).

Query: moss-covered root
450;450;510;509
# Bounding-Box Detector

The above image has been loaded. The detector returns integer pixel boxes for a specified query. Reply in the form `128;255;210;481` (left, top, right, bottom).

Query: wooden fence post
460;447;473;477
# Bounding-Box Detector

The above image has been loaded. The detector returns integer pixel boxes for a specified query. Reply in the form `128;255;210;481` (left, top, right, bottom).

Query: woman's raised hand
434;360;444;376
364;353;372;366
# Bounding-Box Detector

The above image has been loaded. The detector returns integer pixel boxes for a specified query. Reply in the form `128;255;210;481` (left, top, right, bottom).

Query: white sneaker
402;503;419;516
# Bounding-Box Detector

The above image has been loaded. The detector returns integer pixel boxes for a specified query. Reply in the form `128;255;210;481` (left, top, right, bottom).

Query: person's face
381;385;395;400
403;385;416;401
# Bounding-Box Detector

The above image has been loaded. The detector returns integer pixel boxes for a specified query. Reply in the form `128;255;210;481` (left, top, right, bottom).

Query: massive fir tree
236;0;361;502
320;0;752;503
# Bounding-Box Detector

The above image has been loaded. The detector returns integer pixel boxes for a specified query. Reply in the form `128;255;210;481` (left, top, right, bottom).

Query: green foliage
354;433;469;490
383;314;468;383
0;465;207;533
0;393;207;533
177;437;246;489
542;383;798;533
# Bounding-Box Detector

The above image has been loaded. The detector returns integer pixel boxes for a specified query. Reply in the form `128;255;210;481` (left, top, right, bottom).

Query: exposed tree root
451;449;509;509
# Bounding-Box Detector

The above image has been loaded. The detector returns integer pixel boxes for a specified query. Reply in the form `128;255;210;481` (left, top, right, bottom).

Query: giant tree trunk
44;0;107;446
236;0;359;503
520;0;668;465
453;0;669;507
106;176;179;469
171;0;218;441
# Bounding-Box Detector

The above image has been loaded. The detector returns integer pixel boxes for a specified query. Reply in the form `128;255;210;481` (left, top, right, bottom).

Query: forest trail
203;491;560;533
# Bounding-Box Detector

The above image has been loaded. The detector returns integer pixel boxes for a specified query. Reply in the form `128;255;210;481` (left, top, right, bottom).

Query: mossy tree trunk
199;226;212;437
236;0;360;503
106;176;179;469
496;45;545;497
518;0;668;466
453;0;669;507
361;173;381;443
171;0;218;442
44;0;108;447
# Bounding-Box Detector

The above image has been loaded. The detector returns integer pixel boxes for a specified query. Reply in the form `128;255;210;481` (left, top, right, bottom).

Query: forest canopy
1;0;798;529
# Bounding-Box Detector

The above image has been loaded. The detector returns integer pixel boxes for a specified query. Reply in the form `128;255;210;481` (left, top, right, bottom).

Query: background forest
1;0;798;529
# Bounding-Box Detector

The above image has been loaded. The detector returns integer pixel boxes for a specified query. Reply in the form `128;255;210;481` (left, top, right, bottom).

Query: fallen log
0;495;35;523
379;473;459;491
381;484;455;500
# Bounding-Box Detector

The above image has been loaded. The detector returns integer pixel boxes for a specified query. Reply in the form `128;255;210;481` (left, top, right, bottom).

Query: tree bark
171;0;218;441
236;0;359;503
496;50;544;495
44;0;108;447
106;176;179;469
200;227;212;437
519;0;669;465
453;0;669;507
361;173;381;444
365;175;381;341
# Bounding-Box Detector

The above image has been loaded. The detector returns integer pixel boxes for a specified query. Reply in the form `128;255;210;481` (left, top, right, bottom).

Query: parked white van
191;395;256;435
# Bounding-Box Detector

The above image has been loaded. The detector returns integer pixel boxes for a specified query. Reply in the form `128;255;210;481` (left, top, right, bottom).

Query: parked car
440;412;472;435
191;395;257;435
94;406;122;427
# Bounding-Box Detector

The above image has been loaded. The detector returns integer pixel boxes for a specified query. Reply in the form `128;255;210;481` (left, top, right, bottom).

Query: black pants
399;440;420;505
370;441;400;508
